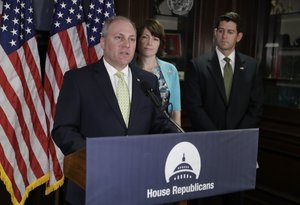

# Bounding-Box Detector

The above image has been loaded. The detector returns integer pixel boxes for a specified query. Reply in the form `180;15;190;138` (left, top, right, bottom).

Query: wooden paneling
192;0;270;58
250;105;300;204
115;0;154;28
114;0;131;17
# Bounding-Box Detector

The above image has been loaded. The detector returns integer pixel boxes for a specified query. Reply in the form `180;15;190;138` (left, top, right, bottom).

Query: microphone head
140;81;152;96
140;80;162;108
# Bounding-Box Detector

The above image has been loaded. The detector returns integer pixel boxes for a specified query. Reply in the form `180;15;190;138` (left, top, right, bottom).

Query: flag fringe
45;175;65;195
0;164;64;205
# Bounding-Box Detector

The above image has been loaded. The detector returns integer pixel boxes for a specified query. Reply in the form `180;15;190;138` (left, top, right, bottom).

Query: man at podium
52;16;179;205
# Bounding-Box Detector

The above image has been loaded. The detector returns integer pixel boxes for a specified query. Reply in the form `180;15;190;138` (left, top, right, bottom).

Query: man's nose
222;31;228;39
123;39;131;47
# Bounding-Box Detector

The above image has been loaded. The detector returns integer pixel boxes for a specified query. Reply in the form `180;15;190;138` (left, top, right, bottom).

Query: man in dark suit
52;16;179;205
184;12;263;205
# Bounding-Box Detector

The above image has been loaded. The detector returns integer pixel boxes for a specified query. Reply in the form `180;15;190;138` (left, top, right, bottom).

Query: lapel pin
240;67;245;70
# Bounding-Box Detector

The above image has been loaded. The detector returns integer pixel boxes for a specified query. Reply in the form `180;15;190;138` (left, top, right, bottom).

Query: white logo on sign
165;141;201;183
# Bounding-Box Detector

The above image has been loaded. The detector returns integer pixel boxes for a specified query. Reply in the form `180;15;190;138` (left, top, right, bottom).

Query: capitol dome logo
165;142;201;183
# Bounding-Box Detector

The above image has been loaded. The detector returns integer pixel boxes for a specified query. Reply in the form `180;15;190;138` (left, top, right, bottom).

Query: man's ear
213;28;218;37
237;32;243;43
100;37;105;49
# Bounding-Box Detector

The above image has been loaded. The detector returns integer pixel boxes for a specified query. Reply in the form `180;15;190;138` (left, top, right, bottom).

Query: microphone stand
140;80;184;133
162;110;185;133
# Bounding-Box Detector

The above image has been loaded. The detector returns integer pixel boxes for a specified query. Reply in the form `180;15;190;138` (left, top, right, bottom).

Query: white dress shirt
103;58;133;100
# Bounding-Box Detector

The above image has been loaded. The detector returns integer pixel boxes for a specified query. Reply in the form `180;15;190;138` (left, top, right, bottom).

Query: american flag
44;0;115;138
0;0;63;205
86;0;115;63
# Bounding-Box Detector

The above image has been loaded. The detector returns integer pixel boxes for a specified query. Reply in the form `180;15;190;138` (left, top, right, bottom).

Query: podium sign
86;129;258;205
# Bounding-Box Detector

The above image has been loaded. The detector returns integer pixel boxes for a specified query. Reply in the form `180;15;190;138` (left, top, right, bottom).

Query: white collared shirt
103;58;132;100
216;47;235;77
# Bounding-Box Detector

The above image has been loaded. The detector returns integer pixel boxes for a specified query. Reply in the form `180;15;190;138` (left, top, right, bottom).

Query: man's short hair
101;16;136;37
214;12;243;33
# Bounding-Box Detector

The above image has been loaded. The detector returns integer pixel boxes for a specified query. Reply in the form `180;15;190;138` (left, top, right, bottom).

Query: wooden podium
63;148;187;205
63;148;86;190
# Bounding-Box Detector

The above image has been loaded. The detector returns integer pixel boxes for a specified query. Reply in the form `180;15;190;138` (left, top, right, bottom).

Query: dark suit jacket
184;51;264;131
52;58;178;205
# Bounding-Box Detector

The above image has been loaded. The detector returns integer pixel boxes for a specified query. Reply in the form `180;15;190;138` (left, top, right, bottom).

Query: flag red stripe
0;106;29;190
76;24;91;65
4;53;45;178
44;74;57;118
0;67;43;181
23;41;45;105
45;40;64;119
58;31;78;70
47;40;64;90
88;46;99;64
22;42;50;153
43;112;63;182
11;48;49;155
0;131;22;201
48;139;63;181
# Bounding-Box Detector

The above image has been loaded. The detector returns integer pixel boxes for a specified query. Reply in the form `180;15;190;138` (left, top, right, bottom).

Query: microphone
140;81;184;133
140;81;162;109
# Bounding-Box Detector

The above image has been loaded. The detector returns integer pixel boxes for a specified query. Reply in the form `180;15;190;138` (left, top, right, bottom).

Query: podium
64;148;187;205
64;129;259;205
64;148;86;189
